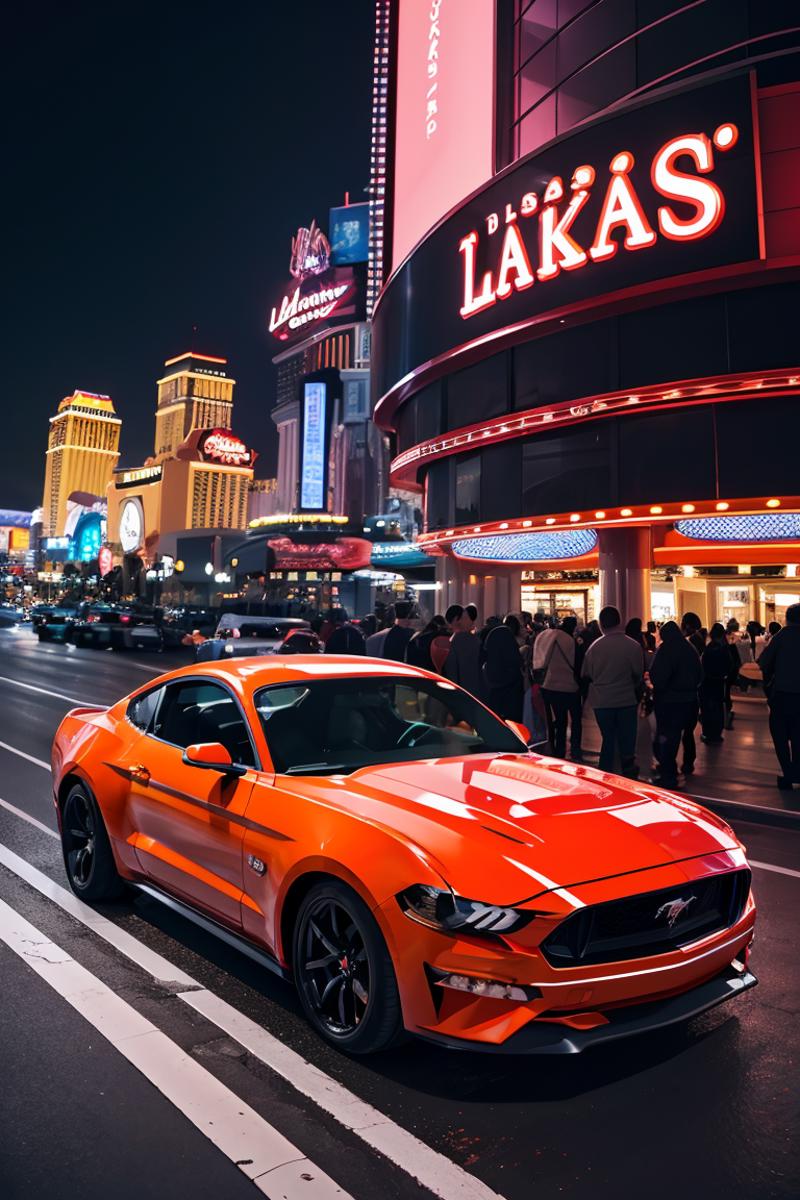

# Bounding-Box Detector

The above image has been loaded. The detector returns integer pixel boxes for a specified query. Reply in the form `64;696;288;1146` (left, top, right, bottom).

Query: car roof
217;615;308;629
133;655;432;694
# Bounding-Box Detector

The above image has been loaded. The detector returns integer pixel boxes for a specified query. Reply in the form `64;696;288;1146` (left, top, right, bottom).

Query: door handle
128;764;151;785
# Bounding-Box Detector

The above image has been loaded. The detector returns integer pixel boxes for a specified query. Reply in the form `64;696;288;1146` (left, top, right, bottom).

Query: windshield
253;675;524;774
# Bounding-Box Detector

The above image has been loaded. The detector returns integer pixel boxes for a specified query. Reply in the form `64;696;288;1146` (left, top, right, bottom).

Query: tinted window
455;455;481;524
618;406;716;505
618;296;728;389
253;676;522;775
152;681;256;768
128;688;163;731
482;441;523;522
445;354;508;431
424;459;452;531
522;423;614;513
717;395;800;497
514;321;618;411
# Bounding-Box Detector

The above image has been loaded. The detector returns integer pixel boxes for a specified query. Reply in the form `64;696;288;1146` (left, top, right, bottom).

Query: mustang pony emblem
655;895;697;927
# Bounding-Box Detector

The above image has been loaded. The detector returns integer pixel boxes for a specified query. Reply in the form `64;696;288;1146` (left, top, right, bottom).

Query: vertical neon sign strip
300;382;327;510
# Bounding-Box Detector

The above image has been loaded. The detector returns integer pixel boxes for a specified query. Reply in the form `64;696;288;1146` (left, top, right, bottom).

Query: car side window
127;687;163;732
151;680;256;768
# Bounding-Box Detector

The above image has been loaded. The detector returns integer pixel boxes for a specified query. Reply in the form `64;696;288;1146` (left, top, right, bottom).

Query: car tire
293;880;404;1055
61;783;125;901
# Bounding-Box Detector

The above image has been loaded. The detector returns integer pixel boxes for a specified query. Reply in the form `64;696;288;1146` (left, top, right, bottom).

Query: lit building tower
153;351;234;457
367;0;394;317
42;391;121;537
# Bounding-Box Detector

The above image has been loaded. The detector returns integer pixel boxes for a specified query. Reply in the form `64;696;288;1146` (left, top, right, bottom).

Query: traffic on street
0;624;797;1200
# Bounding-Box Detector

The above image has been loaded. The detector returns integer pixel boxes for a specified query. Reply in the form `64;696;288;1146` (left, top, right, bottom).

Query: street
0;627;798;1200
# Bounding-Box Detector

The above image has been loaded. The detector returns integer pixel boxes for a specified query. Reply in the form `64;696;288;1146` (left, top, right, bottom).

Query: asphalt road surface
0;626;798;1200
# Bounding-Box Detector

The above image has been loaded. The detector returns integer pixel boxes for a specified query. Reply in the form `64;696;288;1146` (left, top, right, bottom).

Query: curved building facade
371;0;800;626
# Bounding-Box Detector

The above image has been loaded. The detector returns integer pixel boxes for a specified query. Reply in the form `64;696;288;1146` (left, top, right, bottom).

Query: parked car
35;603;80;642
160;605;220;648
69;604;163;651
52;657;757;1056
195;615;310;661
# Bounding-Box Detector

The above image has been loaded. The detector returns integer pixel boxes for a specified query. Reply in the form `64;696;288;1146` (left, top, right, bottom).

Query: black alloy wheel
293;880;403;1054
61;784;125;901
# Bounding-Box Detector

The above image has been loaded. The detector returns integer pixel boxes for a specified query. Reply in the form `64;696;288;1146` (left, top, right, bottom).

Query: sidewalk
576;691;800;828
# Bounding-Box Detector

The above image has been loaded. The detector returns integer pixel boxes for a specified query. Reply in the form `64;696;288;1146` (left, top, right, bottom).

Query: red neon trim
751;75;768;261
391;368;800;490
373;255;800;430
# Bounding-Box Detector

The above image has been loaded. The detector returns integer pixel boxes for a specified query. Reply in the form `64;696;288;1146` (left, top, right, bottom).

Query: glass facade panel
521;424;614;513
445;354;508;431
617;406;716;506
455;455;482;524
517;93;557;155
518;40;557;116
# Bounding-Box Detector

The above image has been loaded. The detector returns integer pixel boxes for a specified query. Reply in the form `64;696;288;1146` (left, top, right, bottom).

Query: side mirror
182;742;247;777
506;719;532;746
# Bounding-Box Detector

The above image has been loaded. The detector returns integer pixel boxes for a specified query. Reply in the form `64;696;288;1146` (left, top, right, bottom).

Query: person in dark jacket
700;622;730;743
365;600;415;661
324;611;366;655
405;615;445;671
681;612;706;656
650;620;703;787
758;604;800;788
481;622;524;721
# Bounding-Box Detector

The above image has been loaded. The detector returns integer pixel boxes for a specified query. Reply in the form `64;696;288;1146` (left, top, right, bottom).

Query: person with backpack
538;616;582;760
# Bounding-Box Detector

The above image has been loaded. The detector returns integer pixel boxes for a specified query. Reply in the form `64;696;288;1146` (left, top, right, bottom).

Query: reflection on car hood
298;753;742;906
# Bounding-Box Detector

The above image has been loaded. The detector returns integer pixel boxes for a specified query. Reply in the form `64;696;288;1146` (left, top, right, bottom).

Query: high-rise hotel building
106;351;254;564
153;352;234;457
42;390;121;537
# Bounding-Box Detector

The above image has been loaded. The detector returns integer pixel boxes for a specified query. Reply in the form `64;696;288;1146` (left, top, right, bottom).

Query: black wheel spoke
300;899;372;1038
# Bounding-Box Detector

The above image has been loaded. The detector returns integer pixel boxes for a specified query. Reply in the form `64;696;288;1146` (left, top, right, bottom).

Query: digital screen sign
374;74;762;410
329;203;369;265
391;0;495;271
300;382;328;511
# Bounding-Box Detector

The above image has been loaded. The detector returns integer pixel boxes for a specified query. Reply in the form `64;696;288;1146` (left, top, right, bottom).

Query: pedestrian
324;610;366;655
649;620;703;787
765;620;782;643
758;604;800;789
406;614;447;672
581;606;644;778
365;600;415;661
482;620;525;721
444;603;484;697
539;616;582;760
681;611;706;656
700;622;729;744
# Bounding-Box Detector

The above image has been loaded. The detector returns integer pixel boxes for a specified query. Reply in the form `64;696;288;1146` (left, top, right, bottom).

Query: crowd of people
315;599;800;792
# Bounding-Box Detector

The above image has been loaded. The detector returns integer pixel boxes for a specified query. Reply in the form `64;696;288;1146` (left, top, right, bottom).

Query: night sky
2;1;374;512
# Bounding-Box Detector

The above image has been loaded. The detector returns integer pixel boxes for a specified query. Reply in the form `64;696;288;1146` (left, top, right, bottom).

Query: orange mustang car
52;657;756;1055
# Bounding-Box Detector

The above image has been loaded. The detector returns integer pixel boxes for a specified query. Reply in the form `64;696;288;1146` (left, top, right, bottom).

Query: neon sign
200;429;252;467
289;220;331;279
459;125;737;319
268;280;352;339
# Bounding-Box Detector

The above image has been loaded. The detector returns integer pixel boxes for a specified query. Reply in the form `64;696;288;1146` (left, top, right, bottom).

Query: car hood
308;754;741;906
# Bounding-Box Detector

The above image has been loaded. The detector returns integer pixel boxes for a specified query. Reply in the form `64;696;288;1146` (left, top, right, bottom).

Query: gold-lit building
106;353;254;566
42;391;121;536
154;352;234;457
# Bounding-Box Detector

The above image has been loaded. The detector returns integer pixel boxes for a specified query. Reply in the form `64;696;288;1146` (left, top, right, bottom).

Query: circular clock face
119;499;143;553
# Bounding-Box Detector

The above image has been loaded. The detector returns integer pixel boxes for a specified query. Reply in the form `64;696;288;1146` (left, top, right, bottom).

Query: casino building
106;352;254;592
370;1;800;627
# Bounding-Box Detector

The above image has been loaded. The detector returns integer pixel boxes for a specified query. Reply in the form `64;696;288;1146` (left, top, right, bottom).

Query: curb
686;793;800;830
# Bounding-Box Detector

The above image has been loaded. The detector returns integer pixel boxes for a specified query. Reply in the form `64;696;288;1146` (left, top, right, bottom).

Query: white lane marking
0;898;353;1199
751;859;800;880
0;841;196;988
0;674;91;706
184;990;508;1200
0;798;57;838
0;837;507;1200
0;739;51;771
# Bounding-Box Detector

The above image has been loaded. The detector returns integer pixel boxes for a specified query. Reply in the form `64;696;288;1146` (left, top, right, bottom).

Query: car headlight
398;884;534;937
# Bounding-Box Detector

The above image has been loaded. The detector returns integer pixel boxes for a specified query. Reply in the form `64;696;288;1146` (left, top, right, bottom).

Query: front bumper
417;961;757;1054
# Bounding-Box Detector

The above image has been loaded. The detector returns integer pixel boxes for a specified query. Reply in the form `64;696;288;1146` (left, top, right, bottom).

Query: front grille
541;869;751;968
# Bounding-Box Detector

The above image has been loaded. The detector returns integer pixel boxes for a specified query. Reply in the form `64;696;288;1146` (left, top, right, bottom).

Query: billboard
299;381;328;511
329;203;370;265
391;0;495;271
374;73;763;409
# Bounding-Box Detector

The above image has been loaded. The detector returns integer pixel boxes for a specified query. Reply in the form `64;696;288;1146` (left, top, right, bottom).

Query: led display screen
300;382;328;511
329;203;370;265
392;0;495;270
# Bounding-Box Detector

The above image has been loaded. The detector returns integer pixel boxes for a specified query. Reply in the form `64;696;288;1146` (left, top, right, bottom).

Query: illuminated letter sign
300;382;327;511
373;75;762;410
201;429;252;466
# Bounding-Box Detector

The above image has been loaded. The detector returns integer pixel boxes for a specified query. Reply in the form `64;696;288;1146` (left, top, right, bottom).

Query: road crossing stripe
0;836;508;1200
0;674;91;706
0;897;353;1200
